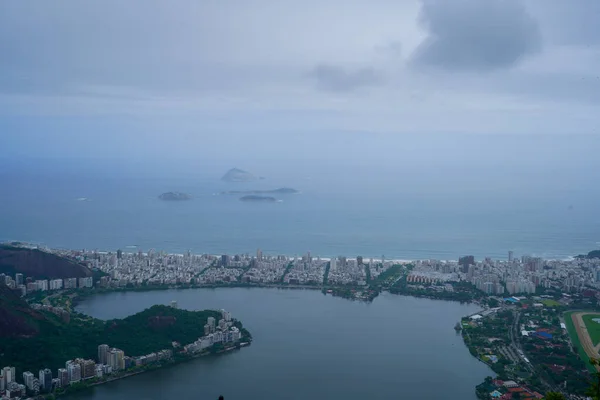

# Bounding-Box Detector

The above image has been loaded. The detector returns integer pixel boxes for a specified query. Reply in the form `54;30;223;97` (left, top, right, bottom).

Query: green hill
0;244;92;279
0;284;46;338
0;302;251;373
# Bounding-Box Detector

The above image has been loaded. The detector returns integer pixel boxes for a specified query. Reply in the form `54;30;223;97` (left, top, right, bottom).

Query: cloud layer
412;0;542;71
0;0;599;136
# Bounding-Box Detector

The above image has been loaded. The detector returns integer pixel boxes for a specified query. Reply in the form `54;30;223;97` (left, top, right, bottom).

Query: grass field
541;299;561;307
582;314;600;346
564;311;595;372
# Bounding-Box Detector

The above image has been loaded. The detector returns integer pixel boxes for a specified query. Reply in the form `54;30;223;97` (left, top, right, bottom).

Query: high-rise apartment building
98;344;110;365
57;368;69;387
22;371;35;390
66;361;81;383
39;368;52;392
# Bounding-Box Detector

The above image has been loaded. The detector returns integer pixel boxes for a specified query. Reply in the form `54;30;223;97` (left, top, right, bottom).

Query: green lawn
542;299;561;307
564;311;595;372
582;313;600;346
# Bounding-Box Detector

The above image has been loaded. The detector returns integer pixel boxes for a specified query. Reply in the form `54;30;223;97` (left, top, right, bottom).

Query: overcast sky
1;0;599;160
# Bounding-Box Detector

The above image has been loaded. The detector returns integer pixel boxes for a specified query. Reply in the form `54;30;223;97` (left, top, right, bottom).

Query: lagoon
73;288;491;400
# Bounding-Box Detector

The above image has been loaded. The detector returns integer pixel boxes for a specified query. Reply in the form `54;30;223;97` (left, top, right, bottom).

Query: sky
1;0;600;164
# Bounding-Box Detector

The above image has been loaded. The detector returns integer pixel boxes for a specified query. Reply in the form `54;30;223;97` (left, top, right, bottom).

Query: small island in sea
158;192;192;201
221;168;260;182
239;195;277;202
220;187;298;195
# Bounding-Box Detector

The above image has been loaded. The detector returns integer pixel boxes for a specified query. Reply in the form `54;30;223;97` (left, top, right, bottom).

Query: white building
22;371;35;390
49;279;63;290
66;361;81;383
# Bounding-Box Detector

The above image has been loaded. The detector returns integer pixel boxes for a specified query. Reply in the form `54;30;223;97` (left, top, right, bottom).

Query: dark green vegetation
0;244;92;279
582;314;600;346
0;285;44;337
576;250;600;259
323;287;378;302
0;302;251;373
390;278;483;303
369;264;405;289
323;261;331;285
279;262;294;283
564;311;595;372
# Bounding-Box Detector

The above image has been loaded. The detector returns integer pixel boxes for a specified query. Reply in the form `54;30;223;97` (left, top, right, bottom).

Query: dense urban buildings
2;246;599;298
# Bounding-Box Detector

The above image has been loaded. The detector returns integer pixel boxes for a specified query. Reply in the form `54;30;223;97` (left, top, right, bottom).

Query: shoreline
61;345;247;398
1;240;582;262
66;283;485;310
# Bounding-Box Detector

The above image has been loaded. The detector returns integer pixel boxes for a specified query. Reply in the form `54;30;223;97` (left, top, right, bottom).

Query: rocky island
158;192;192;201
220;187;298;195
221;168;260;182
239;195;277;202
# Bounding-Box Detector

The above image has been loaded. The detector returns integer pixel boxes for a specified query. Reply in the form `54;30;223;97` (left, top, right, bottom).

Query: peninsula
158;192;192;201
0;283;251;397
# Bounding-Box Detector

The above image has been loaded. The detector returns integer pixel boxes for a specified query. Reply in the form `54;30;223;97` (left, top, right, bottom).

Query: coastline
3;240;583;263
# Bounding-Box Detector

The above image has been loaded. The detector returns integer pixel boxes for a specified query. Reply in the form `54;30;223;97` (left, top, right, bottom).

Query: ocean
1;134;599;260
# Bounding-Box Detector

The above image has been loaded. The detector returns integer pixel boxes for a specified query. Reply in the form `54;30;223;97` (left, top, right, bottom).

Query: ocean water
72;288;490;400
1;134;599;260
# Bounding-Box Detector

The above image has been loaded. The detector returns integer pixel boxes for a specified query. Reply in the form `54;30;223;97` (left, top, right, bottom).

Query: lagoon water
74;288;490;400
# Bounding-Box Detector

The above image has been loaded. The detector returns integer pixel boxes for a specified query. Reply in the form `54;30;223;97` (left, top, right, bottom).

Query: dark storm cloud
308;64;384;92
412;0;542;72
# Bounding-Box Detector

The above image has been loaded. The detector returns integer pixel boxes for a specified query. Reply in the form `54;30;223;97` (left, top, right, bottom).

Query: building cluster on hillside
30;303;70;323
185;310;242;353
0;308;240;400
407;252;600;295
0;272;92;297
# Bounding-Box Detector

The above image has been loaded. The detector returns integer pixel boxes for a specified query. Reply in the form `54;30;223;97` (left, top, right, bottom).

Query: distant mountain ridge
576;250;600;259
0;244;93;279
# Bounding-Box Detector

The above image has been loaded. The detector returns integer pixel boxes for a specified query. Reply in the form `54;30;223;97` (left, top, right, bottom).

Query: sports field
541;299;561;307
564;311;600;372
582;314;600;346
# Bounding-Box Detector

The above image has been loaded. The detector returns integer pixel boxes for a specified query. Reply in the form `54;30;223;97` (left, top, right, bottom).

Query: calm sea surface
1;158;599;260
73;288;490;400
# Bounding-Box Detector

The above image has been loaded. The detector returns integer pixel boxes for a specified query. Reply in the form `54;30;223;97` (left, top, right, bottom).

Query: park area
541;299;561;307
